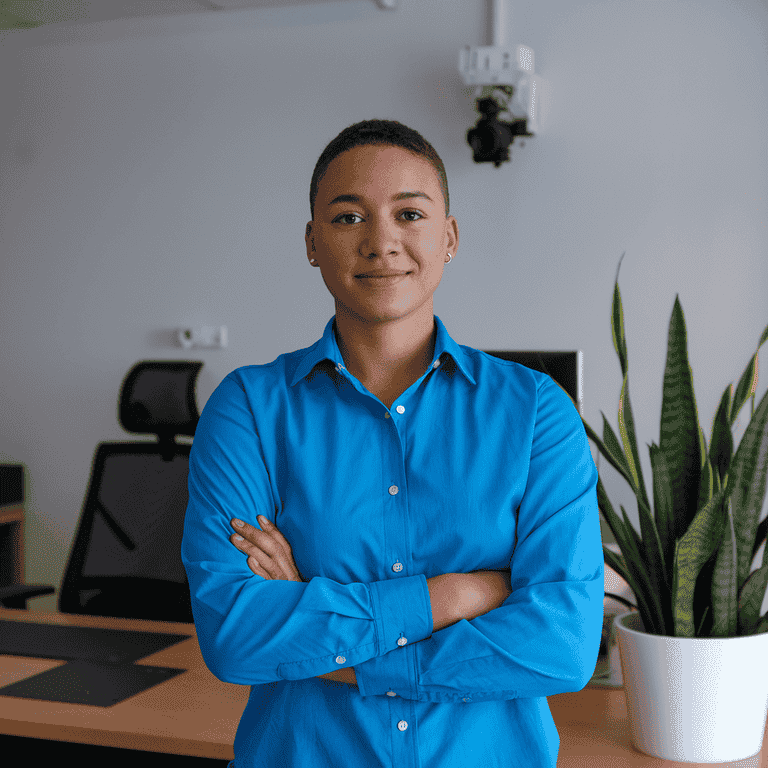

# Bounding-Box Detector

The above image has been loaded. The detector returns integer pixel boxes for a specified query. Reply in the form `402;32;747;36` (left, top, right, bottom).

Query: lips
355;271;410;278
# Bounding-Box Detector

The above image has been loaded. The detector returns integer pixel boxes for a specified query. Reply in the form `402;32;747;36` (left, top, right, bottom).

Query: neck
333;305;436;397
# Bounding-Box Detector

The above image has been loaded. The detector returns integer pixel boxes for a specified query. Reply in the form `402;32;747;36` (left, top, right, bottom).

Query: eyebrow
327;191;434;207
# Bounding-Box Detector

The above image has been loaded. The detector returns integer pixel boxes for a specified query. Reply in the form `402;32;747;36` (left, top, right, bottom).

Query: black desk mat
0;619;192;663
0;661;186;707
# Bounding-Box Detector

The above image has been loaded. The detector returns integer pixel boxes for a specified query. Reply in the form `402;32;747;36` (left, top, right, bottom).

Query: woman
181;119;604;768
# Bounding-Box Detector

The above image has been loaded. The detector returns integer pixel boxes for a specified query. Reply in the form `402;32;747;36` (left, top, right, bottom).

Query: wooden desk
1;609;765;766
0;608;247;760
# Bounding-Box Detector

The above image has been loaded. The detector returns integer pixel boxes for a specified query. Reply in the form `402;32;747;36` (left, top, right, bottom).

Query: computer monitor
483;350;583;416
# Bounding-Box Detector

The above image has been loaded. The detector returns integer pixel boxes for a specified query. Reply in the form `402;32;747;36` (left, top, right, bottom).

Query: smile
355;272;411;282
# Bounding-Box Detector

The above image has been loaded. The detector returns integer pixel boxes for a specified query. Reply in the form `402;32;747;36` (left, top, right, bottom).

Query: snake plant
586;255;768;637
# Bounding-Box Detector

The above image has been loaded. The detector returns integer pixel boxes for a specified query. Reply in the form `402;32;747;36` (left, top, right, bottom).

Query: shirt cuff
355;573;432;698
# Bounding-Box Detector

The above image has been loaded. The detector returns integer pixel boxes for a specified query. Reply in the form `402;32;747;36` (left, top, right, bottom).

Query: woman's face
305;144;458;327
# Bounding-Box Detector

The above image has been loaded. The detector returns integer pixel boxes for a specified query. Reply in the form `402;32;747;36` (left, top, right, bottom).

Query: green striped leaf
619;504;665;634
611;257;628;378
672;485;729;637
602;414;633;486
698;455;714;512
760;323;768;350
731;354;757;427
596;479;637;566
738;564;768;635
729;386;768;590
636;474;671;634
618;375;651;513
659;296;703;543
582;418;635;491
731;324;768;426
710;499;738;637
649;442;675;576
596;479;663;633
709;385;733;484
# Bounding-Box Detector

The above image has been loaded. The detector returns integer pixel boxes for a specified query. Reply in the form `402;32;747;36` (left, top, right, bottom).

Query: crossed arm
229;515;513;687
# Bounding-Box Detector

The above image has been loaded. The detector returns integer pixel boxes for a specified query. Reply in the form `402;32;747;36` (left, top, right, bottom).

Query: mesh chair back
59;361;202;622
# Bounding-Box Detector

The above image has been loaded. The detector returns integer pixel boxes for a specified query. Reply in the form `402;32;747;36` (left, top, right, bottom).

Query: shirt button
388;485;399;496
395;405;405;414
397;637;407;647
392;562;403;573
397;720;408;731
432;360;441;369
386;691;397;697
335;656;346;664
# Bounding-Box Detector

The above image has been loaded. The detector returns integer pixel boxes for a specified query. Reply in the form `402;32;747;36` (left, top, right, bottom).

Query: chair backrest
59;361;203;623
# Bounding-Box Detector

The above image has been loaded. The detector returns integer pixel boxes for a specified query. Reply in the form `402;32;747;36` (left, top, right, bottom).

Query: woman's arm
427;570;513;632
230;517;512;686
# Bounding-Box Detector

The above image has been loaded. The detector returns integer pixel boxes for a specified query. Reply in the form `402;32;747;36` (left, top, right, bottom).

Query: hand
230;516;303;582
229;517;356;686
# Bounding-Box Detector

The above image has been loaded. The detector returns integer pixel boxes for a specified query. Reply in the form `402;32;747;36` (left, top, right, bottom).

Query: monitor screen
483;350;583;415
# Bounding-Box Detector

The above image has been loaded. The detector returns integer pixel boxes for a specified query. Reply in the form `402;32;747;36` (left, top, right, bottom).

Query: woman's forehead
319;144;441;199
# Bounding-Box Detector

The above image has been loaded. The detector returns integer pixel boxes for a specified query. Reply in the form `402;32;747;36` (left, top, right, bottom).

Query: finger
235;518;301;581
231;519;282;558
231;532;282;579
246;554;270;579
230;529;295;581
257;516;297;564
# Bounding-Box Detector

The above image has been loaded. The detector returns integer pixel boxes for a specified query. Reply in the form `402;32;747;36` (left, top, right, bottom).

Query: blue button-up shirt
181;315;604;768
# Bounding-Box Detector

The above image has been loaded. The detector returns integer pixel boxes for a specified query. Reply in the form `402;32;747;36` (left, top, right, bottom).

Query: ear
445;215;459;258
305;222;318;265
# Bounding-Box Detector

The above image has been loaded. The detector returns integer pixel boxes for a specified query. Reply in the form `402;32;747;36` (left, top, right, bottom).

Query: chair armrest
0;583;55;609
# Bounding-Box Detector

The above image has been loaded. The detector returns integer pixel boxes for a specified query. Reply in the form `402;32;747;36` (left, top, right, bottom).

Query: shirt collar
290;315;476;387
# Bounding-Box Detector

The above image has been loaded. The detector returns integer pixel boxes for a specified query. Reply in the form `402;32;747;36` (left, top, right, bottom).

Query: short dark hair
309;119;450;220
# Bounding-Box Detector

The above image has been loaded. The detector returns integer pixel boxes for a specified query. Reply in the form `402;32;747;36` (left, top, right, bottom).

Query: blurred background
1;0;766;613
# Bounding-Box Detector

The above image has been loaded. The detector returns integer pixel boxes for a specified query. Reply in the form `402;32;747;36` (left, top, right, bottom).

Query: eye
332;210;424;224
333;213;363;225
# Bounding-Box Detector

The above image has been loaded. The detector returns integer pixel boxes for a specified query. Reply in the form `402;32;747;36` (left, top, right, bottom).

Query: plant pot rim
613;609;767;641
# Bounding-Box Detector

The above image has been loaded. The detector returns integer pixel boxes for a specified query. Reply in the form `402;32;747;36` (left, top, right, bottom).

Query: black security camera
466;96;532;168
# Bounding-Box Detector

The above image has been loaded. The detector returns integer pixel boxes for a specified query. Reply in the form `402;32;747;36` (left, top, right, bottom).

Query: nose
359;214;401;259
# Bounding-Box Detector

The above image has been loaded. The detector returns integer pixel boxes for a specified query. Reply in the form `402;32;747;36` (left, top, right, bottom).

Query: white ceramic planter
614;610;768;763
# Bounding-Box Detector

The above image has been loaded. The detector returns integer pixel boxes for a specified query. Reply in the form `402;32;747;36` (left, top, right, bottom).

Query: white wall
1;0;766;613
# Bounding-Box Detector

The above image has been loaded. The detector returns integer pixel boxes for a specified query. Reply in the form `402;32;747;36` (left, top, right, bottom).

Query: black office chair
58;360;203;623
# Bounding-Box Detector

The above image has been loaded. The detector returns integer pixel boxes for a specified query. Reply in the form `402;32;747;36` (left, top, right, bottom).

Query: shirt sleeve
354;376;604;703
181;374;434;686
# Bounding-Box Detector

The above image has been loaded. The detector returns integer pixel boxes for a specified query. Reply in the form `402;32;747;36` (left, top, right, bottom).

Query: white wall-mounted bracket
458;1;547;135
177;326;228;349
